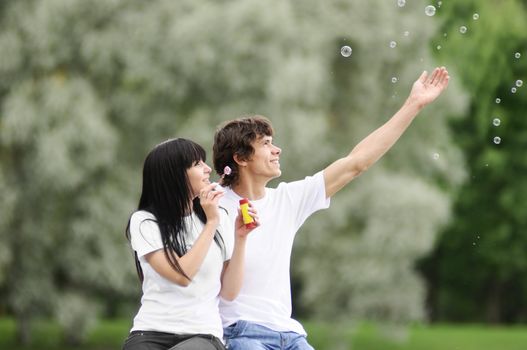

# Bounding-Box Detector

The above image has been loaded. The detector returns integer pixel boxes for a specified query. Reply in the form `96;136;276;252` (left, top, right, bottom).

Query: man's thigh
224;321;279;349
226;337;269;350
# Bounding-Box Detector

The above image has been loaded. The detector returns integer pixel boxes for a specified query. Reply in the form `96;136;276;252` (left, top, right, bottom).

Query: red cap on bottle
239;198;249;205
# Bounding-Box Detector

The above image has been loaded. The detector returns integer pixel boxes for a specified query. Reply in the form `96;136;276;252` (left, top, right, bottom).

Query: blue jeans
223;320;315;350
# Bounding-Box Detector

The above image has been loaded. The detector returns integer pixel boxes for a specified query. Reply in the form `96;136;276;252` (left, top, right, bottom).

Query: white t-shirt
129;210;233;339
219;171;330;335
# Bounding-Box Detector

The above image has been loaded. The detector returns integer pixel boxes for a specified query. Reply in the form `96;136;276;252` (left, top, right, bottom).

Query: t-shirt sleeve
280;171;331;228
219;208;234;262
129;211;164;258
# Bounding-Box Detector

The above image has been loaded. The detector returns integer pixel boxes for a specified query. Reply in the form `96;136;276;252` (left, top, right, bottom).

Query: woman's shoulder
130;210;156;226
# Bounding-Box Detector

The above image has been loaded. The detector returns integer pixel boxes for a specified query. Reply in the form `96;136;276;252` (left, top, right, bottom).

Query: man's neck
231;177;268;200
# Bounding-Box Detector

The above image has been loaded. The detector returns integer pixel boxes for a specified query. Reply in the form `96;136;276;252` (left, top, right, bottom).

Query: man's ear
233;153;248;167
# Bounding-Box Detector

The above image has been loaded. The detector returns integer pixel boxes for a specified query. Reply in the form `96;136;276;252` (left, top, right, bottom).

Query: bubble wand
212;166;231;192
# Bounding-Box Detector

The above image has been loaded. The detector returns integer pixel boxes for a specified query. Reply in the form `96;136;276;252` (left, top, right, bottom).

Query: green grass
305;322;527;350
1;318;527;350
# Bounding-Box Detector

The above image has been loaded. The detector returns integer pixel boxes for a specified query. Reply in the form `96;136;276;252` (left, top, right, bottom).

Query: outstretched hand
408;67;450;108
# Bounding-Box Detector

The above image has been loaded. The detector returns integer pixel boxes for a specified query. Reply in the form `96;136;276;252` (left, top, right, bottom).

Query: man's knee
289;336;315;350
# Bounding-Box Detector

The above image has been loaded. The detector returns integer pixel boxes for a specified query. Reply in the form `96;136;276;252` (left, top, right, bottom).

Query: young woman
123;138;257;350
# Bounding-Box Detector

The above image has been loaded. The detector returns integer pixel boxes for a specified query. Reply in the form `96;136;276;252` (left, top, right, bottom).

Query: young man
212;67;450;349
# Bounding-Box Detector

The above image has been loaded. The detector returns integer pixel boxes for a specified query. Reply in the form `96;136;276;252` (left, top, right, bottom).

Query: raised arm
323;67;450;198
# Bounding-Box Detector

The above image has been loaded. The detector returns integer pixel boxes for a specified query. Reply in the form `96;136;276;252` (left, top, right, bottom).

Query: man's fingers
439;69;450;87
428;68;441;85
418;70;428;83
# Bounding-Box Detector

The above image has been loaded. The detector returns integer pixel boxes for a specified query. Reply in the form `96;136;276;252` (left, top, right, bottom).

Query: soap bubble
404;31;410;37
433;153;440;160
514;52;521;59
340;45;352;57
459;26;468;34
389;41;397;48
425;5;436;16
495;98;501;104
437;1;442;7
437;45;442;50
511;87;517;93
397;0;406;7
492;118;501;126
493;136;501;144
473;13;479;20
516;80;523;87
391;77;398;83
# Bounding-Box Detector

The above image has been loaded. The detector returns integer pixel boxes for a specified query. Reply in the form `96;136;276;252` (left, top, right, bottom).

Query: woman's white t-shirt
129;210;233;339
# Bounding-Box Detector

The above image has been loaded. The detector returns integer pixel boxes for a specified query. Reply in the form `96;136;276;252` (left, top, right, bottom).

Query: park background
0;0;526;349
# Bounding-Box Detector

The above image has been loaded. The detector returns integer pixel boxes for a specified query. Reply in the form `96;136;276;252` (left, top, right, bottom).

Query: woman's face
186;160;212;198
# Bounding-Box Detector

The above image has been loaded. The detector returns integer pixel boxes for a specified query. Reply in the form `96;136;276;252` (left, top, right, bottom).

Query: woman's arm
145;220;218;287
145;183;224;287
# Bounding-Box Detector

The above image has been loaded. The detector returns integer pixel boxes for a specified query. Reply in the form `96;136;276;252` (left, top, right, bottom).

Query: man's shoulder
276;172;323;190
218;187;239;212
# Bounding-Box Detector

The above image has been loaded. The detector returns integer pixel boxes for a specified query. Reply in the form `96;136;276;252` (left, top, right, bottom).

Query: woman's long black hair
126;138;225;282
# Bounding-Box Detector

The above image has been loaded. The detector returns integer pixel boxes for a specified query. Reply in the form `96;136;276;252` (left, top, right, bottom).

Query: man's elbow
351;156;371;176
345;163;367;181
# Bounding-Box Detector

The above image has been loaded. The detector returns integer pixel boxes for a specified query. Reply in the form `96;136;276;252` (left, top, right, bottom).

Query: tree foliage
289;1;468;328
0;0;468;344
419;0;527;324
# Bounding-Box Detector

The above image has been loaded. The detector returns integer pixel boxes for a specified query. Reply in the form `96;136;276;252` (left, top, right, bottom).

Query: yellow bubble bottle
239;198;257;229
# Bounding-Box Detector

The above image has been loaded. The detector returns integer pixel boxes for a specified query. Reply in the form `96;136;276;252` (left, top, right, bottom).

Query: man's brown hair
213;115;274;187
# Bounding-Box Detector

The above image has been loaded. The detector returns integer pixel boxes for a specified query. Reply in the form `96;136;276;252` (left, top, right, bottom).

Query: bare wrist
234;234;248;243
404;96;425;112
205;219;219;229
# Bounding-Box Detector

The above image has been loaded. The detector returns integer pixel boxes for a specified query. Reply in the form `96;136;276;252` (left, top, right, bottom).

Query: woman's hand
198;183;224;225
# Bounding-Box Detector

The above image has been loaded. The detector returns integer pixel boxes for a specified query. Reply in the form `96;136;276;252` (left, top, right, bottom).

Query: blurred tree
0;0;145;344
0;0;467;345
288;0;468;330
419;0;527;324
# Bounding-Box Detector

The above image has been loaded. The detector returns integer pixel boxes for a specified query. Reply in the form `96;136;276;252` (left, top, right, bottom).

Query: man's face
246;135;282;180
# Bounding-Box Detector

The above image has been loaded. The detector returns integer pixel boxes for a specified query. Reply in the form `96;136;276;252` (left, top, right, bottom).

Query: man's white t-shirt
219;171;330;335
129;210;233;339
